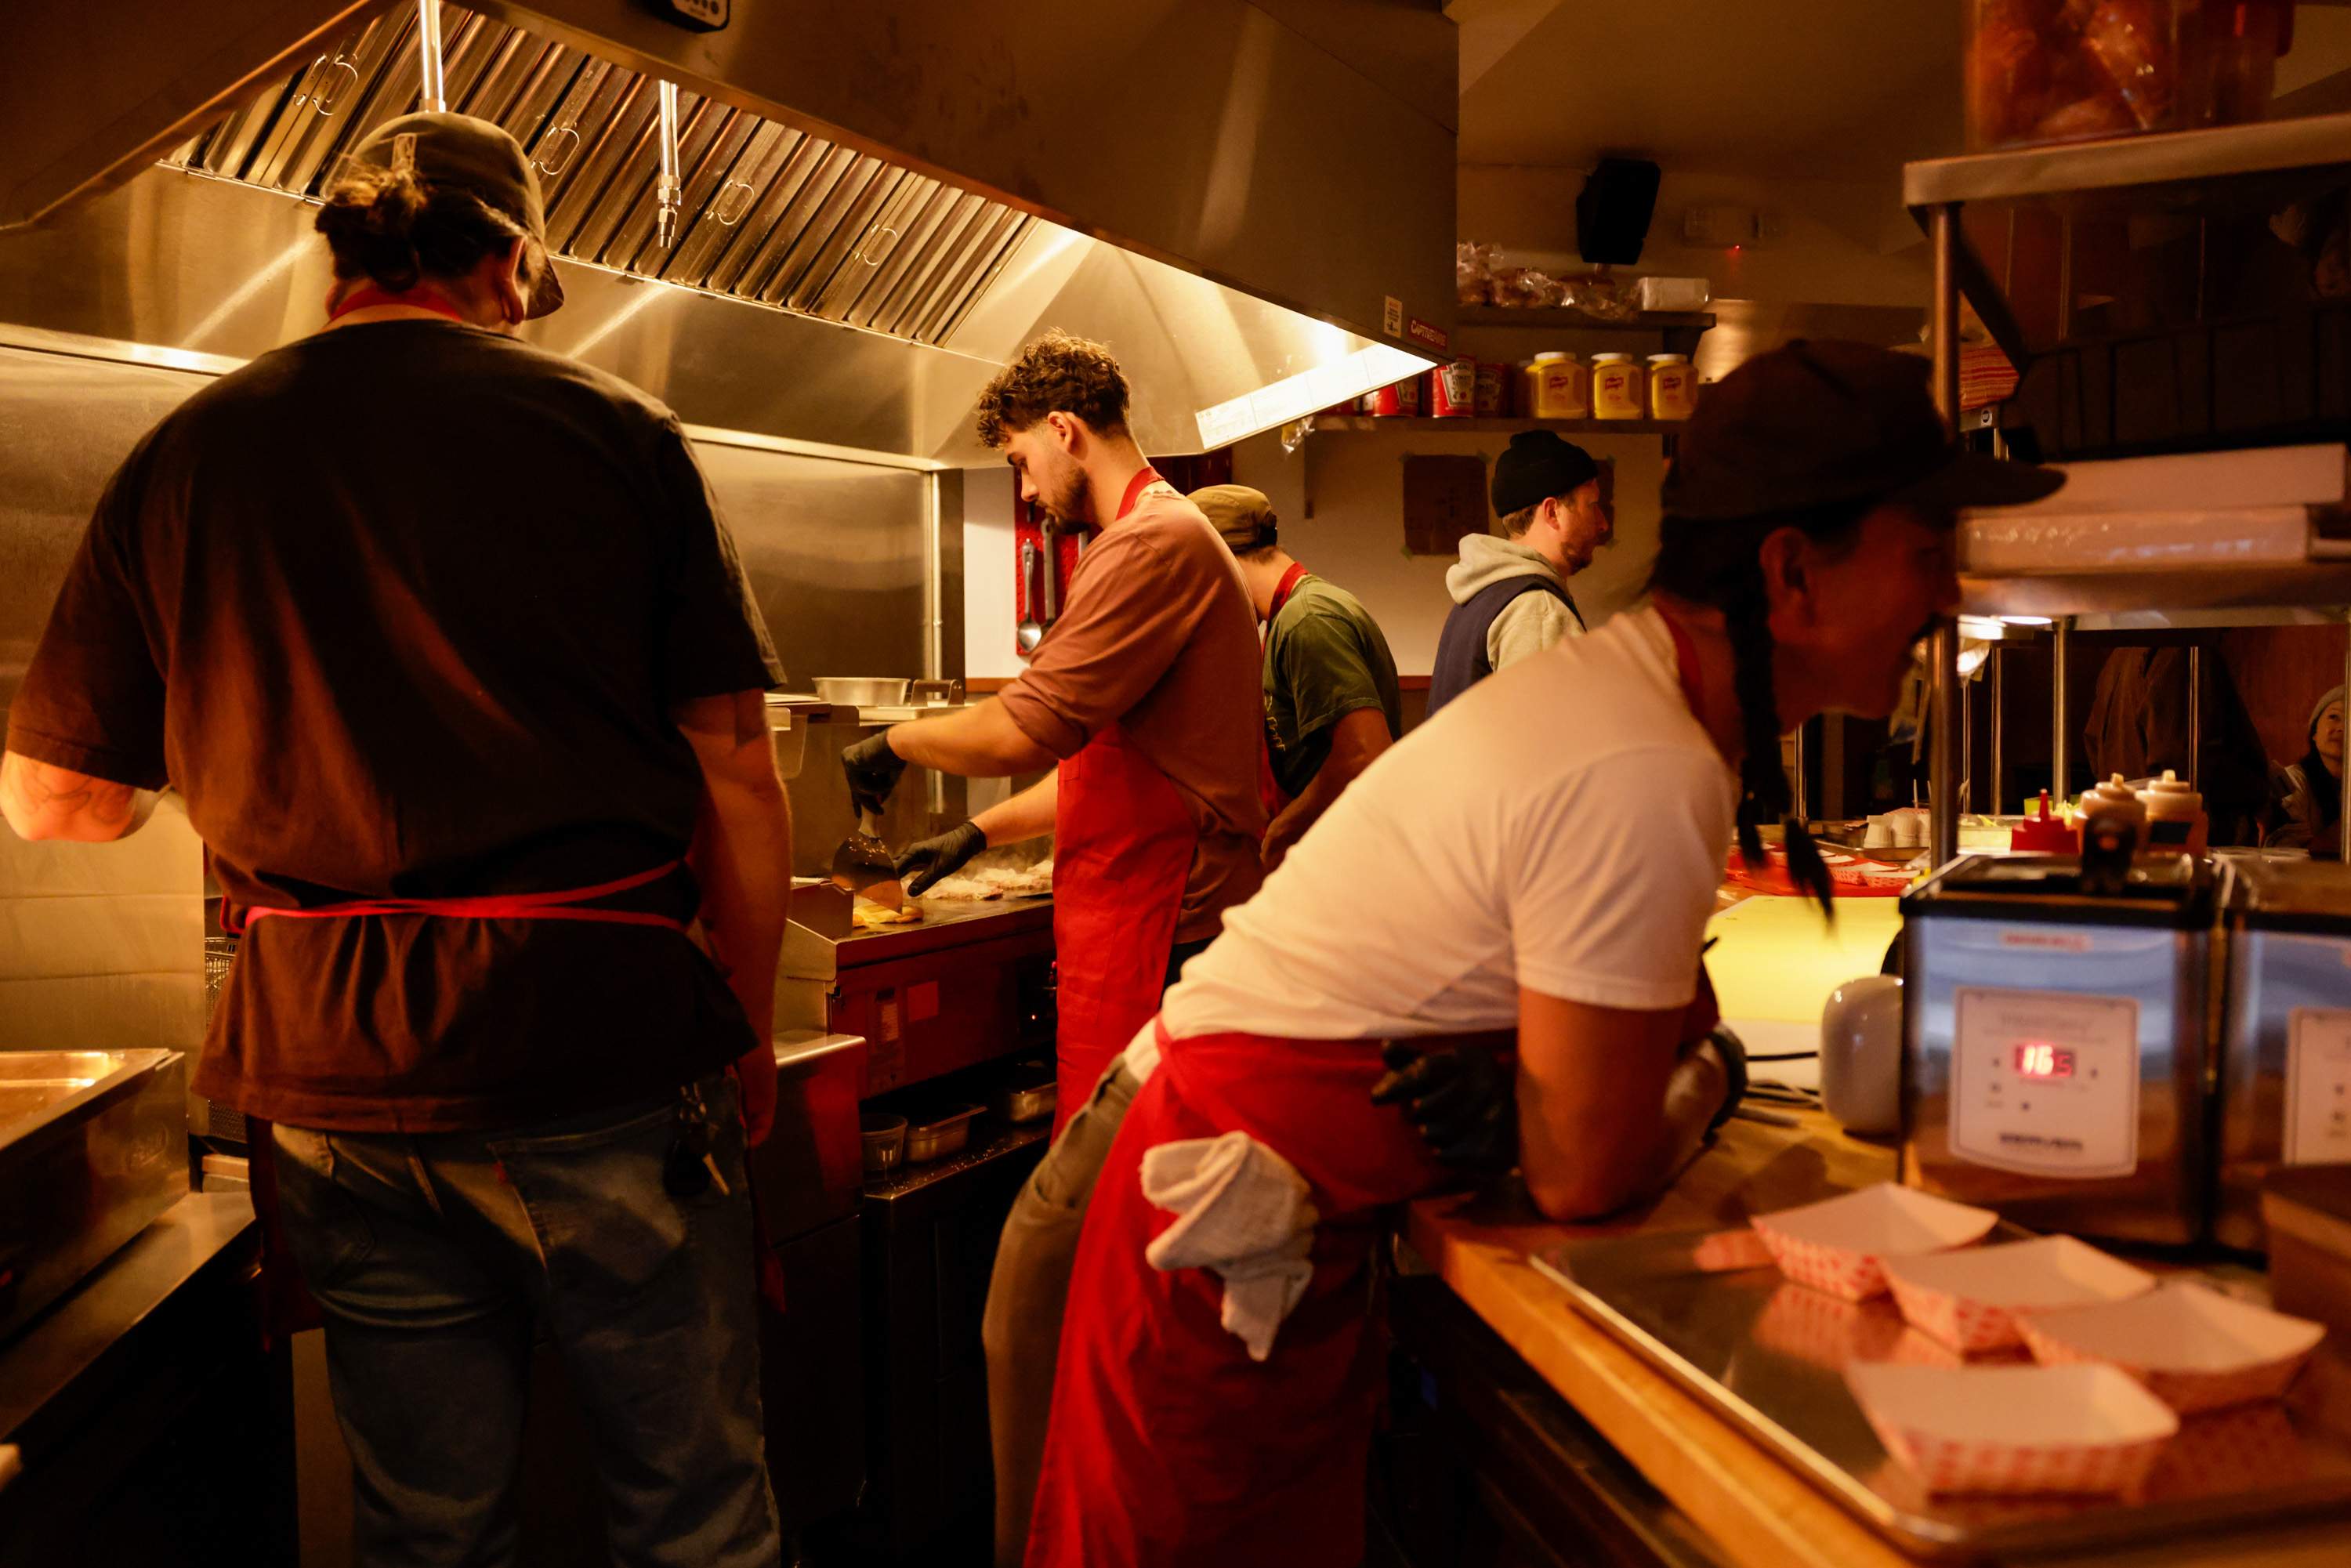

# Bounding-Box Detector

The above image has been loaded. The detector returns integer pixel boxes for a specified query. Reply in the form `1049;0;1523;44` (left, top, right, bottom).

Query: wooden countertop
1403;1112;2349;1568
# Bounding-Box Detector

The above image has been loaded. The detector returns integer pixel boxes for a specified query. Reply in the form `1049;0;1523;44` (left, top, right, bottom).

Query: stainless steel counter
833;893;1052;968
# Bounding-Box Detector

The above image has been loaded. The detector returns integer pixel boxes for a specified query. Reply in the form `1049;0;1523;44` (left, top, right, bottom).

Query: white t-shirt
1155;603;1738;1047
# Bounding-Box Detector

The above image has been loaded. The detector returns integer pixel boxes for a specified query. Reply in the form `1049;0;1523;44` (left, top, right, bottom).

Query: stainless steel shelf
1961;561;2351;618
1310;415;1686;436
1905;110;2351;211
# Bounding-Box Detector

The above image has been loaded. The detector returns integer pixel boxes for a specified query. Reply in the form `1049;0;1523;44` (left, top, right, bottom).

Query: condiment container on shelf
2214;856;2351;1251
1473;360;1509;418
1646;353;1696;420
1429;357;1478;418
2136;770;2206;855
1513;359;1541;418
1361;375;1422;418
1530;351;1587;419
1965;0;2188;151
1589;353;1643;419
2073;774;2150;851
1900;852;2215;1248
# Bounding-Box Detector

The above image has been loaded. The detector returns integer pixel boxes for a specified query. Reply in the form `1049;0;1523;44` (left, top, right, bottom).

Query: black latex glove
896;821;987;896
1370;1039;1516;1174
841;731;907;817
1704;1024;1749;1136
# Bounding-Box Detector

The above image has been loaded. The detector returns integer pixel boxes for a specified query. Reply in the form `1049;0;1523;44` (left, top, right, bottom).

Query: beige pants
982;1053;1144;1567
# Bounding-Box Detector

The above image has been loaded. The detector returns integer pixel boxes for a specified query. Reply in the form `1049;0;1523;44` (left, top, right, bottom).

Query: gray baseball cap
348;111;566;318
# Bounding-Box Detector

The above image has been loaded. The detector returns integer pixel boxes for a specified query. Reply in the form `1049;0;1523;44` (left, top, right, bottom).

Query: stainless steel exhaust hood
161;5;1038;350
0;1;1453;462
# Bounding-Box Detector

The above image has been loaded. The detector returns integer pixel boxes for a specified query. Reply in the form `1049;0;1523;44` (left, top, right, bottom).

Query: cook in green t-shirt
1192;484;1405;870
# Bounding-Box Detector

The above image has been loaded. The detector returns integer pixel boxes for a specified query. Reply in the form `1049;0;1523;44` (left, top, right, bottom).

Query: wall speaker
1577;158;1662;266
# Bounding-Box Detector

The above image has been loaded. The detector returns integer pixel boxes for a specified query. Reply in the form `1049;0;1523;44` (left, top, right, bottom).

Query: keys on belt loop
663;1081;730;1198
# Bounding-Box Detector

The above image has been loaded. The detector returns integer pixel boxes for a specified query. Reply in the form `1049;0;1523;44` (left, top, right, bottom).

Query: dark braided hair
1648;498;1875;918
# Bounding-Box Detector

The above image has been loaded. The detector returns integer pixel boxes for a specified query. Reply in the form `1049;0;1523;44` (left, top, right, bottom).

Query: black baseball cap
1492;430;1601;516
1193;484;1279;552
347;112;566;318
1661;340;2060;520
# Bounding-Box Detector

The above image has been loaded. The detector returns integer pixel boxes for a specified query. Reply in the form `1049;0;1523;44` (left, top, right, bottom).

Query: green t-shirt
1263;574;1404;801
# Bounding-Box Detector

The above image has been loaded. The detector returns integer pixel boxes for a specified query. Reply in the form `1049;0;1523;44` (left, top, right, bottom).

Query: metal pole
655;80;682;248
1931;205;1963;864
416;1;444;112
2186;645;2202;790
2340;611;2349;864
2052;617;2072;807
1932;625;1962;865
1991;644;2005;815
1962;671;1975;816
1791;717;1809;827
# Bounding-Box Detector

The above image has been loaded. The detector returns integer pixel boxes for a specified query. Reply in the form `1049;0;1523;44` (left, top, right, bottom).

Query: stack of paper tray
1531;1226;2351;1557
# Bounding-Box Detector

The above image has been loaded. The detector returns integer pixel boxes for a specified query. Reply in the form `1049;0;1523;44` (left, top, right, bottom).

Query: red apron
1026;1022;1453;1568
1046;470;1201;1134
231;860;789;1340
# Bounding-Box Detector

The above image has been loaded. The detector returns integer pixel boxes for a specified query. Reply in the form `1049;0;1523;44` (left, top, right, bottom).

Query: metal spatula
830;809;904;909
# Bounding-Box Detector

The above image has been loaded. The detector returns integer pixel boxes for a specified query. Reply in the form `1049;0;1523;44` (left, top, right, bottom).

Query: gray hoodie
1443;533;1582;673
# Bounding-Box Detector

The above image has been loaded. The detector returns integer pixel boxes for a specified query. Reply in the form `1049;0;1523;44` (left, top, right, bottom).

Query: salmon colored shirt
996;485;1268;942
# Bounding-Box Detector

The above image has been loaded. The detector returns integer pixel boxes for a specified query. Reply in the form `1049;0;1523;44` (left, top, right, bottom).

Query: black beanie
1491;430;1600;516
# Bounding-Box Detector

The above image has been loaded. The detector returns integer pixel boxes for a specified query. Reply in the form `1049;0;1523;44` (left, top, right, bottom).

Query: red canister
1430;357;1478;418
1362;375;1425;417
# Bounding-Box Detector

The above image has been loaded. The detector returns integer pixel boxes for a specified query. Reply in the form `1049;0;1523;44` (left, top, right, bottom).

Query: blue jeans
271;1076;782;1568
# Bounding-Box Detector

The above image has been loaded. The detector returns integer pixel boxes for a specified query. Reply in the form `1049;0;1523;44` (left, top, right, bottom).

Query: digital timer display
2013;1041;2076;1080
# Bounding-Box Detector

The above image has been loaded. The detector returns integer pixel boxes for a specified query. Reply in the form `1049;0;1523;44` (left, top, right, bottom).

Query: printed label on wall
2287;1008;2351;1165
1383;296;1404;337
1951;987;2139;1179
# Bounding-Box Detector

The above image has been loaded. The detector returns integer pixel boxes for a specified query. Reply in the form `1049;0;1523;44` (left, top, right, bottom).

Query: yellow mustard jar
1531;351;1588;419
1589;353;1643;420
1646;353;1696;420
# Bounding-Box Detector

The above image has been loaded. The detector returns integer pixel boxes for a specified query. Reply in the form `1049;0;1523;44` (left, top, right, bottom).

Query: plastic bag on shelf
1457;241;1499;305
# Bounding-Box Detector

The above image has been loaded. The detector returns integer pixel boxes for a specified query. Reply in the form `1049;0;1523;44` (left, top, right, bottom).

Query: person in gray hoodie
1426;430;1614;713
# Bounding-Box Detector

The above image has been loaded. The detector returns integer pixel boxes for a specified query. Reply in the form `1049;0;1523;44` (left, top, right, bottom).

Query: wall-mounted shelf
1454;306;1714;357
1310;415;1686;437
1455;306;1715;332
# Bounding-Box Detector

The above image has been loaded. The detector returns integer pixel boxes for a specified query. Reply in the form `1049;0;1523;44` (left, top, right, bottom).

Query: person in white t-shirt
1015;342;2066;1568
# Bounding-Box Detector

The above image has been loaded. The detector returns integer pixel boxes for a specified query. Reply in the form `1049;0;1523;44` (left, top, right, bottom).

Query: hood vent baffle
158;2;1033;348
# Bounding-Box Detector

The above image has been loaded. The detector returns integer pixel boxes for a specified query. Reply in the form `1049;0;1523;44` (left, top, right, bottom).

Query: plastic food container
1846;1362;2179;1496
1646;354;1695;420
1752;1182;2000;1301
1589;353;1643;420
1885;1236;2156;1353
1966;0;2186;150
1529;351;1587;419
2136;769;2207;854
2020;1280;2327;1413
1965;0;2288;152
1430;358;1478;418
861;1112;907;1175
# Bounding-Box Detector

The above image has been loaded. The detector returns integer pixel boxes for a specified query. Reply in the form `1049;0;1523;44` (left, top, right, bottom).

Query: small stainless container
0;1048;189;1342
2215;857;2351;1251
1900;854;2212;1248
985;1057;1059;1124
903;1103;982;1162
